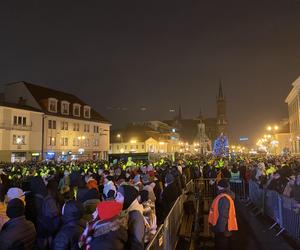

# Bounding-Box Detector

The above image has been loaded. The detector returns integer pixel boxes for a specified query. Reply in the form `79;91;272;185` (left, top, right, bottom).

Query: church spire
198;108;203;122
218;80;224;100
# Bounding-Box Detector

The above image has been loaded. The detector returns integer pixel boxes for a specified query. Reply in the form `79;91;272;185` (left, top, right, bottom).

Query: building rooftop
7;81;110;123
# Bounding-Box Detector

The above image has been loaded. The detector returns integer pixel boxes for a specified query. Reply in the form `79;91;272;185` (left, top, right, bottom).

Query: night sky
1;0;300;144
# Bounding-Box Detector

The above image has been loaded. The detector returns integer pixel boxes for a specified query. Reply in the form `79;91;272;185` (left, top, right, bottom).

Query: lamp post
265;125;279;155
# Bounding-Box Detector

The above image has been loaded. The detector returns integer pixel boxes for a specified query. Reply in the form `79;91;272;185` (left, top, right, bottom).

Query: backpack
35;194;61;236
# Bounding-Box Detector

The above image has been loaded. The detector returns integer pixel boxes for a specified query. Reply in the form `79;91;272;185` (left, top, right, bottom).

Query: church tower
216;82;228;136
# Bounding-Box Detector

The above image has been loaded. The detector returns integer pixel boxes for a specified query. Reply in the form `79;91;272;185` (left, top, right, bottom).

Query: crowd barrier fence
249;180;300;241
194;178;246;200
146;180;193;250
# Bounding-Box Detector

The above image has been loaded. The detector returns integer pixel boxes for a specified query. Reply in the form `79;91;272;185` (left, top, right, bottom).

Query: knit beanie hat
6;198;25;219
118;185;139;210
217;179;229;189
97;201;122;221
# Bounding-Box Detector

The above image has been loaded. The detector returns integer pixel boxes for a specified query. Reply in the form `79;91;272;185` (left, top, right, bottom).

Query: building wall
0;106;43;162
43;115;110;160
286;78;300;155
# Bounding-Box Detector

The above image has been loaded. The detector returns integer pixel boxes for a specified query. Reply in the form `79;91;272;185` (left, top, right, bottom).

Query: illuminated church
164;83;228;152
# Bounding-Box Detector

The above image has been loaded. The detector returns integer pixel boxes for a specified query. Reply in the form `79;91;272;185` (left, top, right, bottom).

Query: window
73;123;80;131
73;138;80;146
93;138;99;146
136;145;138;149
73;104;81;117
61;101;70;115
83;106;91;118
13;135;25;145
117;145;119;150
94;125;99;133
61;137;68;146
61;121;68;130
48;120;57;129
49;98;58;112
84;138;90;147
125;145;127;150
142;144;144;149
84;124;90;132
13;116;27;126
48;137;56;146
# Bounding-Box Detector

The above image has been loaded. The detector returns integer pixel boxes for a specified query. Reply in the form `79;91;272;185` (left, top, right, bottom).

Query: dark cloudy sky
0;0;300;144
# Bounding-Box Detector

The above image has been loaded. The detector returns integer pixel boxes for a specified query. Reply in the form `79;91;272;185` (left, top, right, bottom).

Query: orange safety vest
208;193;238;231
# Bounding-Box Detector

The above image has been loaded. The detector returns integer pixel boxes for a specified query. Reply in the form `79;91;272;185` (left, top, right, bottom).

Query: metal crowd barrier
249;180;300;241
249;181;265;215
146;180;193;250
194;178;246;200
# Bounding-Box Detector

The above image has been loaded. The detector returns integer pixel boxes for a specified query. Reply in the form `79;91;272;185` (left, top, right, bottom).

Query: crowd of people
0;159;196;250
1;155;300;249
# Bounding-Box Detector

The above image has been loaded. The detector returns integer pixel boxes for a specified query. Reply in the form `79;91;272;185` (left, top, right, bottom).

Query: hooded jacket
52;201;85;250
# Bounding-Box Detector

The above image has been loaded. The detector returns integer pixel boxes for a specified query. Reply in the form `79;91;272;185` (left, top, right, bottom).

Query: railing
146;180;193;250
194;178;247;200
249;180;300;241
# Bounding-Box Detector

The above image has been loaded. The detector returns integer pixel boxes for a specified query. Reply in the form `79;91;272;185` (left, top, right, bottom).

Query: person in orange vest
208;179;238;250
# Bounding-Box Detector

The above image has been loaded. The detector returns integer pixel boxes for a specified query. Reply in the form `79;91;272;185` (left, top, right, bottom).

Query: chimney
18;97;27;105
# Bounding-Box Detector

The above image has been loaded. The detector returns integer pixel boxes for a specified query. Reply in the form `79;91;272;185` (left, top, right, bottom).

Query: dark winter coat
52;219;85;250
160;181;180;218
89;215;128;250
30;176;60;238
126;210;145;250
0;216;36;250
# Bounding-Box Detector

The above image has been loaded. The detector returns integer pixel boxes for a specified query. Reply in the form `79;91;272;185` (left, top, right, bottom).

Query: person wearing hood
52;200;85;250
160;172;179;219
78;188;100;222
79;200;128;250
0;198;36;250
30;176;61;249
103;176;116;200
115;185;146;250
